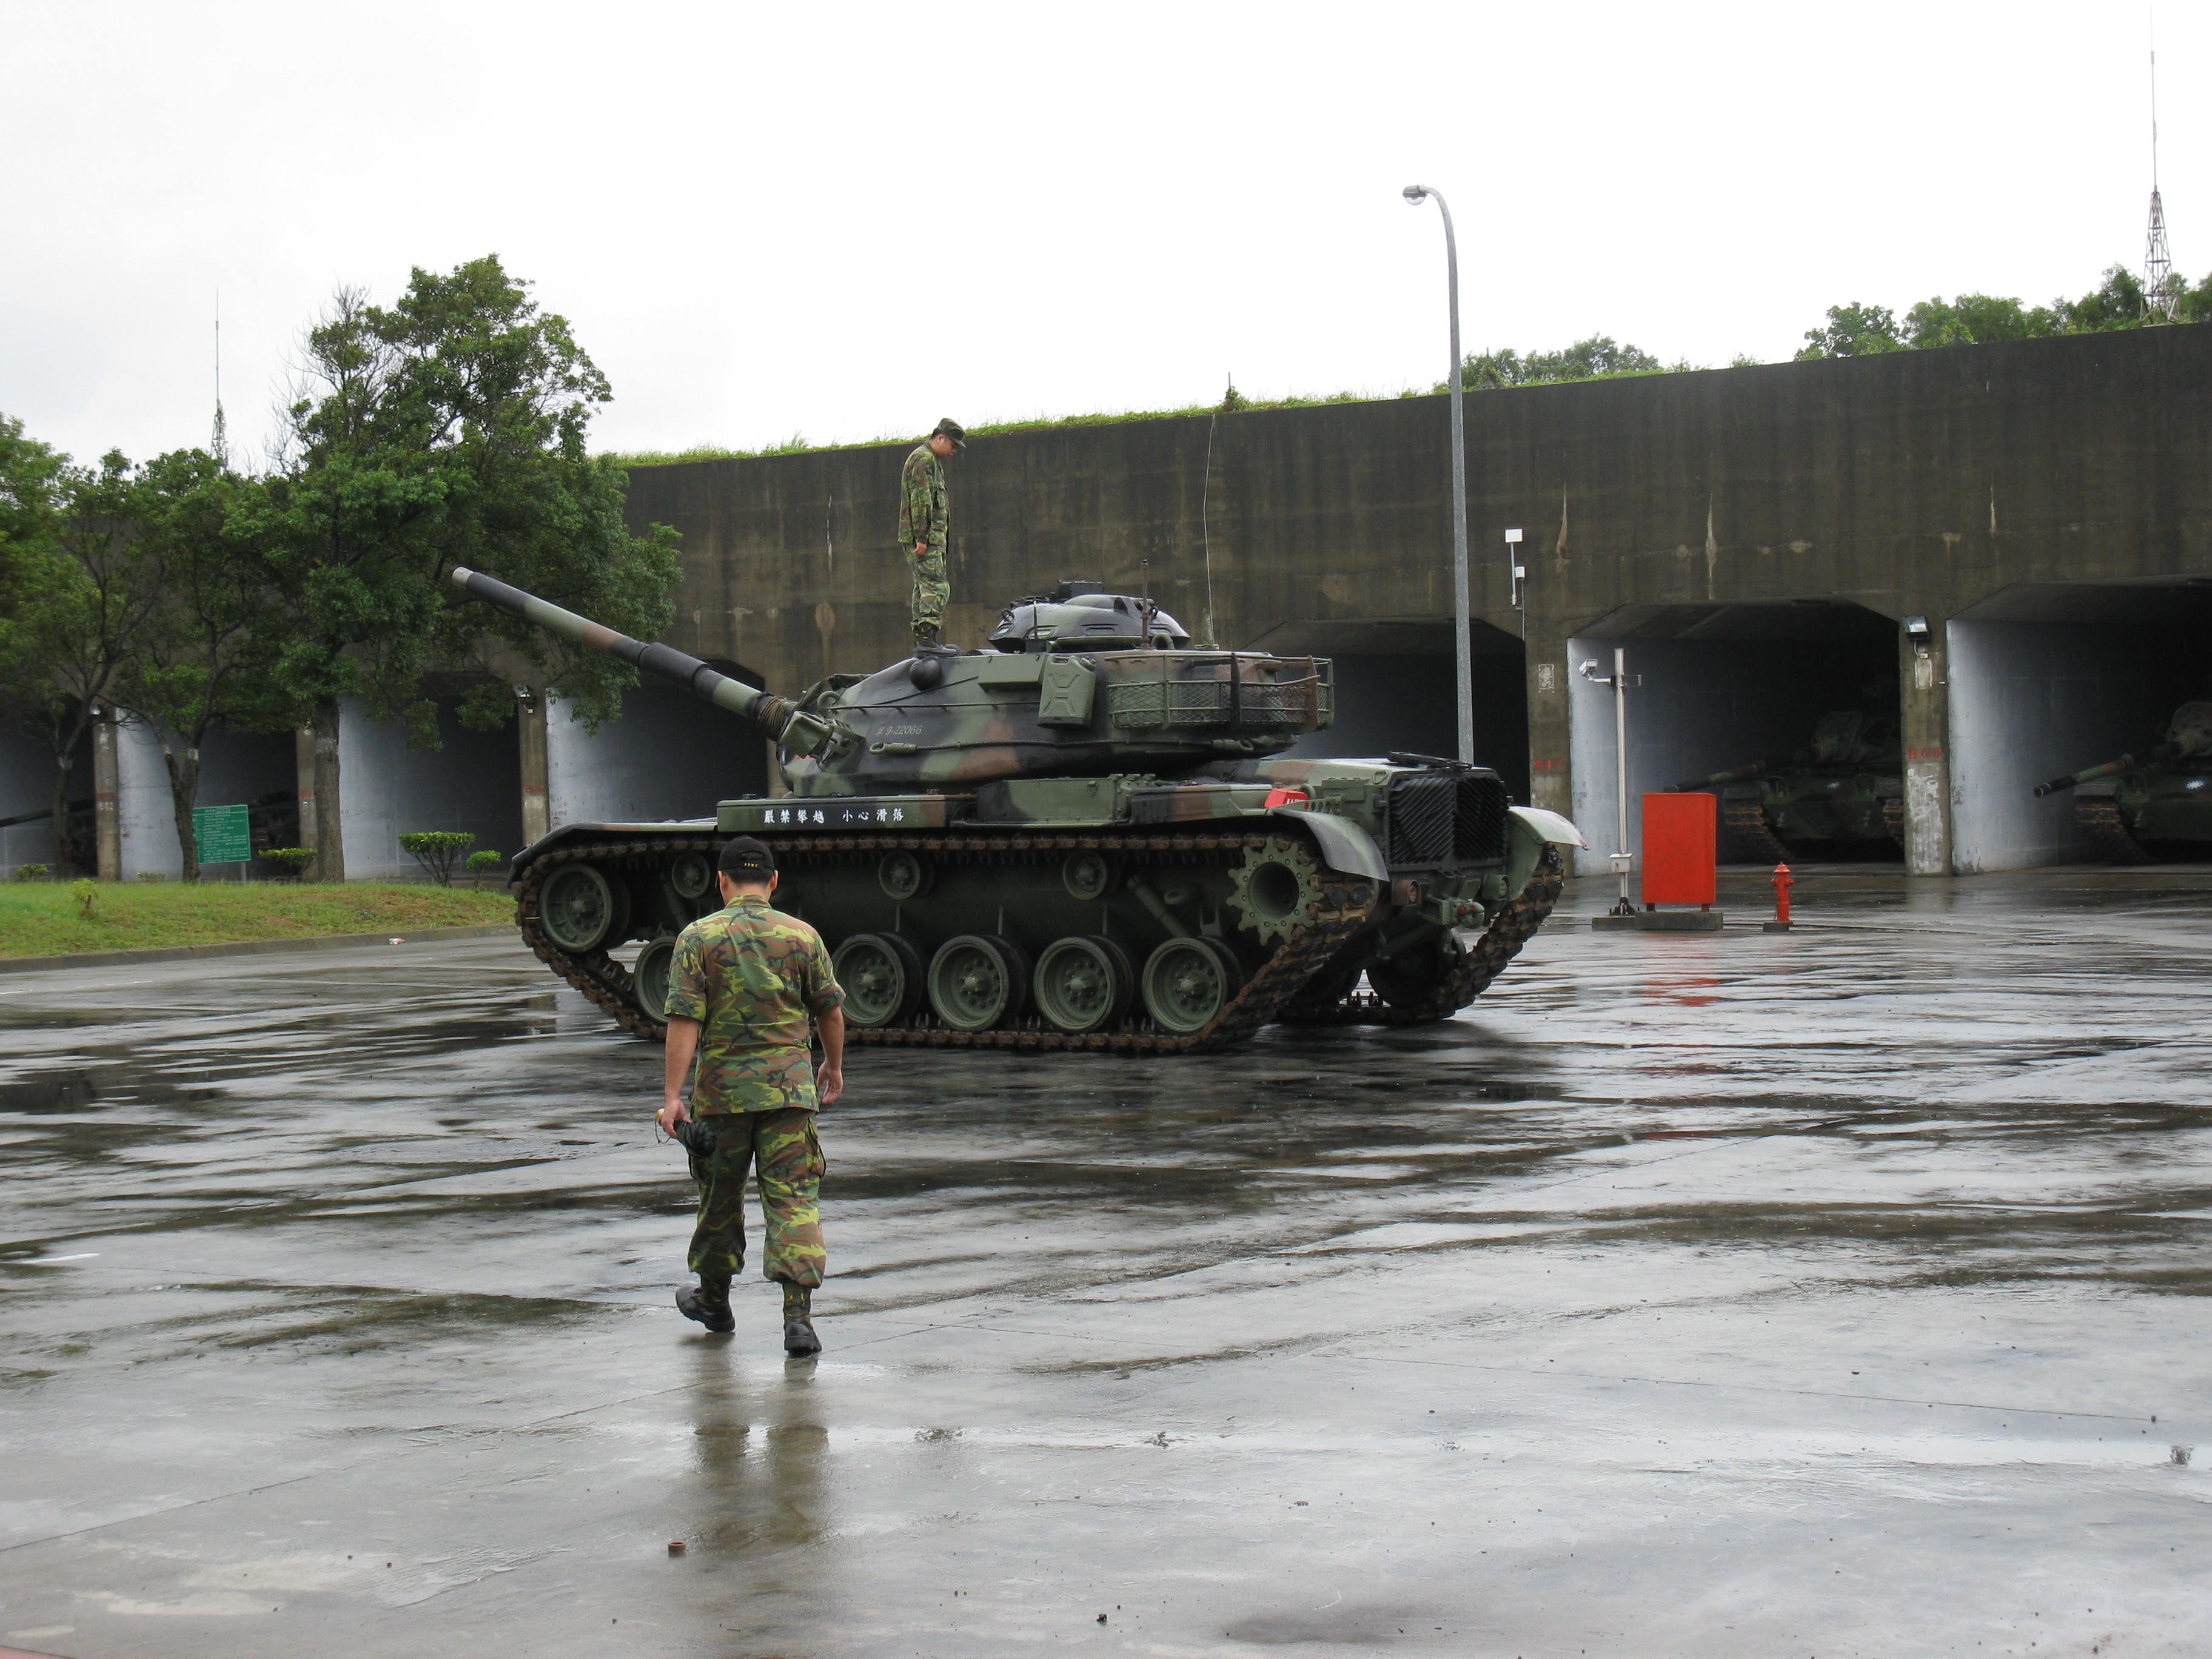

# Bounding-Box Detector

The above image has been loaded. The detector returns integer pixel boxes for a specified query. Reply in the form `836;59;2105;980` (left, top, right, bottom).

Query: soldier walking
899;417;965;654
657;836;845;1356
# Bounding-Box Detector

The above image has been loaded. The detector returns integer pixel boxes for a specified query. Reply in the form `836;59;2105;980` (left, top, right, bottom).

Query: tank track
1722;796;1794;865
2076;796;2150;864
1882;794;1905;846
1285;846;1564;1027
512;827;1382;1054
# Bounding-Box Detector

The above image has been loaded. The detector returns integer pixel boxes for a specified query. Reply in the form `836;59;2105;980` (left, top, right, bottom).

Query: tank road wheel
1367;934;1467;1010
670;850;712;900
928;934;1032;1031
834;932;927;1028
1141;937;1245;1035
1032;936;1136;1034
539;863;619;953
632;937;679;1021
1225;837;1324;945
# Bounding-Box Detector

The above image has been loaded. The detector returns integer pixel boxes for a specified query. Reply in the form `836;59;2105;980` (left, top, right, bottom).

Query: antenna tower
2145;35;2180;323
212;290;230;463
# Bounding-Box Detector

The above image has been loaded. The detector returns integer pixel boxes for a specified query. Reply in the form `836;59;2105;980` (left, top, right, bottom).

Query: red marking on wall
1906;746;1945;762
1530;756;1567;773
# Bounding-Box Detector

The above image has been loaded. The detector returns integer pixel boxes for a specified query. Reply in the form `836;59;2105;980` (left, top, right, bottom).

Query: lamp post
1403;183;1472;764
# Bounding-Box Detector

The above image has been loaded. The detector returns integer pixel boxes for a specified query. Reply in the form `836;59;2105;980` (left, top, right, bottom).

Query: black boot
781;1281;820;1357
677;1278;735;1333
912;626;958;659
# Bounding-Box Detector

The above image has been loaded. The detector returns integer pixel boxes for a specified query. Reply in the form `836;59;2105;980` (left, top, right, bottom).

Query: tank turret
455;566;1332;797
449;568;1583;1054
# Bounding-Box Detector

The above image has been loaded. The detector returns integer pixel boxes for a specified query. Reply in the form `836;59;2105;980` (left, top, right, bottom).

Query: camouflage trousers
685;1107;826;1289
908;546;949;642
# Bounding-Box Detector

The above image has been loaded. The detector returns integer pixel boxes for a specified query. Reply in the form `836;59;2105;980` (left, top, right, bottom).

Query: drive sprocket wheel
1225;836;1326;945
1881;794;1906;847
1723;796;1793;865
2077;796;2150;864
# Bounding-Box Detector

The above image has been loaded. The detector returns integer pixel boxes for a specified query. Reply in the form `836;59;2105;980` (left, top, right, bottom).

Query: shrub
261;848;317;881
399;830;477;886
13;864;49;882
466;849;503;887
70;878;98;919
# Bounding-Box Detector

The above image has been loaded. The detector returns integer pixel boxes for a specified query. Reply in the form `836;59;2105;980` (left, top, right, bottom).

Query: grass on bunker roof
0;881;512;959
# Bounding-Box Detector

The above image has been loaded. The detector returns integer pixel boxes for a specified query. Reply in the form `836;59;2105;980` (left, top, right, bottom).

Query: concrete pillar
1901;615;1952;876
518;691;551;846
92;715;121;880
293;728;318;854
115;720;184;880
1523;626;1574;820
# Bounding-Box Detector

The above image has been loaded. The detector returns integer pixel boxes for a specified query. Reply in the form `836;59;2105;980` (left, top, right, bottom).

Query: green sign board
192;803;253;865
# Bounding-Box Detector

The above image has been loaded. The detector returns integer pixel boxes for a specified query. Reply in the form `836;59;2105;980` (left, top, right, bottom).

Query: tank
2030;699;2212;863
451;567;1585;1053
1672;709;1904;864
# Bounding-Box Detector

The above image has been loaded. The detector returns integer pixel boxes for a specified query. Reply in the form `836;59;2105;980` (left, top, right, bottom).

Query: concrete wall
337;698;524;881
623;324;2212;872
545;675;767;828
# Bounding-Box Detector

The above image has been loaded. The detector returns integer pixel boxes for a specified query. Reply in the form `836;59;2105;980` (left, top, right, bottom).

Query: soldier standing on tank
657;836;845;1356
899;418;965;655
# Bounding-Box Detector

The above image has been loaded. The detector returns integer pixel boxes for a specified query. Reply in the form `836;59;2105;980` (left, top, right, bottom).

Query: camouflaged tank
1672;709;1905;863
452;568;1584;1053
2031;700;2212;863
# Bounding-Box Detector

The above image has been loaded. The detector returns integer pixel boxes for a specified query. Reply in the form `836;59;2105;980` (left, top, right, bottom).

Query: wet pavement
4;864;2211;1658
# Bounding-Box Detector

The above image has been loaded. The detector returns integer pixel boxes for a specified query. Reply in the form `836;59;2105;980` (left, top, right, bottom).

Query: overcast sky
4;1;2202;469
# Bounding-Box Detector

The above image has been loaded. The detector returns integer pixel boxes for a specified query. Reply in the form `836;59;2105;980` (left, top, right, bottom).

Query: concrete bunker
1252;618;1530;802
1567;601;1904;867
1949;581;2212;870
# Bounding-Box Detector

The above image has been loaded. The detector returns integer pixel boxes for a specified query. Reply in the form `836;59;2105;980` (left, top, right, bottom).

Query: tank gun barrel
1671;761;1769;793
449;567;837;756
2032;756;2133;797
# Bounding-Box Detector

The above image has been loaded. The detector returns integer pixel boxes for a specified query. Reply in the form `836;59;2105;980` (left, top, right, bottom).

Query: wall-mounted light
1505;526;1526;610
1902;614;1933;659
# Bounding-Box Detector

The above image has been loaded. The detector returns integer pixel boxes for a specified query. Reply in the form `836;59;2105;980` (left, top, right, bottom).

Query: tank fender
1507;806;1586;850
1269;806;1387;880
513;819;716;874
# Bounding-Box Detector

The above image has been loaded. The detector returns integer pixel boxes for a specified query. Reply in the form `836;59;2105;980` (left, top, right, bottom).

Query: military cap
931;417;967;449
718;835;776;878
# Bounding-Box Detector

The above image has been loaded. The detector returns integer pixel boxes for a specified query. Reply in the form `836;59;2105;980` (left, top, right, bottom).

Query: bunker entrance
547;659;768;828
1949;581;2212;870
1255;619;1529;802
1567;601;1903;867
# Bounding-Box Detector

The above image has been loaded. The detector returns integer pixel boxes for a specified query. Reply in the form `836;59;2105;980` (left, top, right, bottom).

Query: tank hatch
990;579;1191;652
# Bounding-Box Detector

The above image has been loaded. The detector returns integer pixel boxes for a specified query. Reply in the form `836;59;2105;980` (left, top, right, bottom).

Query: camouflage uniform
897;442;950;645
665;895;843;1289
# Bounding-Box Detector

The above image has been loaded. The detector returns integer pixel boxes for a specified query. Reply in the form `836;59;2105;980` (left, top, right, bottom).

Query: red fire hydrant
1763;863;1794;933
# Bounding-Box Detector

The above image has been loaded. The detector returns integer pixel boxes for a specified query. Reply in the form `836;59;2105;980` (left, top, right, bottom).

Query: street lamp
1403;183;1472;764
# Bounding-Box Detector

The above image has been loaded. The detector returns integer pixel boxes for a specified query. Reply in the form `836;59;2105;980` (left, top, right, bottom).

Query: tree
252;256;680;881
0;447;169;876
1795;303;1905;360
1451;335;1666;390
113;451;289;881
1903;292;2060;349
2056;264;2148;333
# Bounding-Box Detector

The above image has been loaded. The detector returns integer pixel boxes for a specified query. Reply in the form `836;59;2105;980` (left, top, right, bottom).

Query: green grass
600;370;1737;471
0;881;514;959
